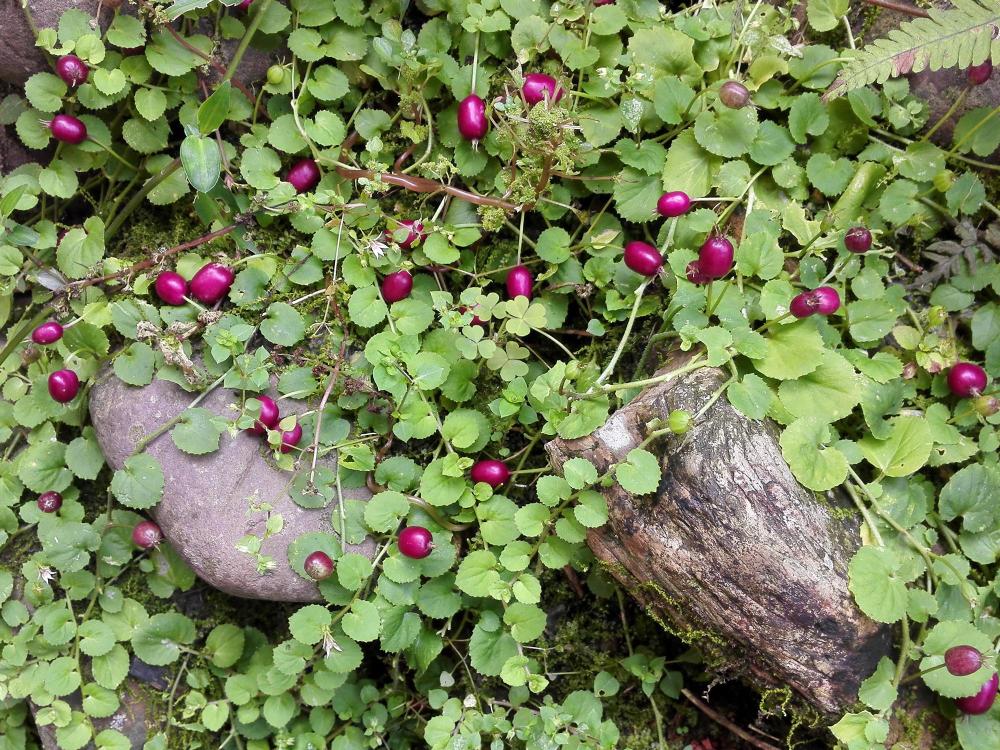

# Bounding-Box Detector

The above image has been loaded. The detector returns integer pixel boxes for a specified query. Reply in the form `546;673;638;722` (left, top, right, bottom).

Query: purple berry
719;80;751;109
280;422;303;454
844;226;872;253
398;526;434;559
698;235;734;279
623;241;663;276
656;191;691;218
381;270;414;303
790;286;841;318
154;271;188;306
506;265;533;300
457;94;488;141
956;673;999;715
48;114;87;145
522;73;564;107
968;61;993;86
686;260;710;285
31;321;64;345
304;550;334;580
248;395;280;435
393;220;426;249
48;369;80;403
55;55;89;88
189;263;234;305
132;520;163;549
945;645;984;677
470;459;510;488
37;491;63;513
947;362;989;398
287;158;321;193
238;0;253;8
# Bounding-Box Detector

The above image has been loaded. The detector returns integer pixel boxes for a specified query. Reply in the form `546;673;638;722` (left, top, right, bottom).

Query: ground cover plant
1;0;1000;748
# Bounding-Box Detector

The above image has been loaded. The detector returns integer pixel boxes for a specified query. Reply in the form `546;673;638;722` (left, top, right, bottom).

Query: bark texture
545;354;892;717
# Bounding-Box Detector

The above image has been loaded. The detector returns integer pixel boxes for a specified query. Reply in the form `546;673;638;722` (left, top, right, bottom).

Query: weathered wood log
545;353;892;717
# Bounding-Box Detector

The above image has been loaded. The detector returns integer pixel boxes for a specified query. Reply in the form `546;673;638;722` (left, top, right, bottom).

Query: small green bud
668;409;691;435
266;65;285;86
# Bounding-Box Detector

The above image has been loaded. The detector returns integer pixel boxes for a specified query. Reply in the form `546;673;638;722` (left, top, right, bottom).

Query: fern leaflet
824;0;1000;99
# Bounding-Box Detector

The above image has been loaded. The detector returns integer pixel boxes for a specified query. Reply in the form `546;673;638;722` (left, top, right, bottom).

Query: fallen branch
861;0;930;18
680;689;782;750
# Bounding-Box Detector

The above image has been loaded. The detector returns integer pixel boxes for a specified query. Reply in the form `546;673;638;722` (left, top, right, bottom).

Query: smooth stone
89;370;373;602
32;677;154;750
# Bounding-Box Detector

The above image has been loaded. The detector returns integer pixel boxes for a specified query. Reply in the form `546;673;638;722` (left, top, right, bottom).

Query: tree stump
545;353;892;717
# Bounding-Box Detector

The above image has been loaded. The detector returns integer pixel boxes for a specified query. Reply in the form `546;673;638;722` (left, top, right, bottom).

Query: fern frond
824;0;1000;100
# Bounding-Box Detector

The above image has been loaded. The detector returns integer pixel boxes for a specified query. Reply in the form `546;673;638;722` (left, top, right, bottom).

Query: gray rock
89;370;373;602
32;677;155;750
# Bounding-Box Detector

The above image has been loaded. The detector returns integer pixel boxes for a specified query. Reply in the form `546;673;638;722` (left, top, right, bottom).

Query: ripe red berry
287;158;321;193
506;265;533;300
154;271;188;306
189;263;234;305
968;61;993;86
280;422;303;454
470;459;510;488
719;80;751;109
55;55;89;87
790;286;841;318
48;369;80;403
956;672;999;715
945;645;983;677
947;362;989;398
304;550;334;580
37;491;63;513
522;73;564;107
248;395;280;435
698;236;734;279
132;520;163;549
48;114;88;145
381;270;414;303
457;94;488;141
844;226;872;253
31;321;64;345
656;191;691;218
686;260;710;285
393;220;426;249
398;526;434;559
623;241;663;276
238;0;253;8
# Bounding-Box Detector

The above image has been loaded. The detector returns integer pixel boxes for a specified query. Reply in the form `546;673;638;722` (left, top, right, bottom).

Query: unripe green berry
266;65;285;86
668;409;691;435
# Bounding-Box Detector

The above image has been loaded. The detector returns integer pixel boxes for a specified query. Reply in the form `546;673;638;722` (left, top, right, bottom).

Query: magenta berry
719;80;751;109
956;672;999;715
522;73;564;107
238;0;253;8
48;114;87;145
470;459;510;488
593;0;615;4
154;271;188;306
698;235;734;279
304;550;334;580
279;422;303;454
37;491;63;513
287;158;321;193
790;286;841;318
457;94;488;141
398;526;434;559
55;55;89;88
844;226;872;253
48;369;80;403
505;265;533;300
623;241;663;276
395;220;426;249
189;263;234;305
947;362;989;398
381;270;414;303
968;61;993;86
812;286;841;316
31;321;64;345
132;520;163;549
656;191;691;218
945;645;984;677
248;395;280;435
686;260;710;285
